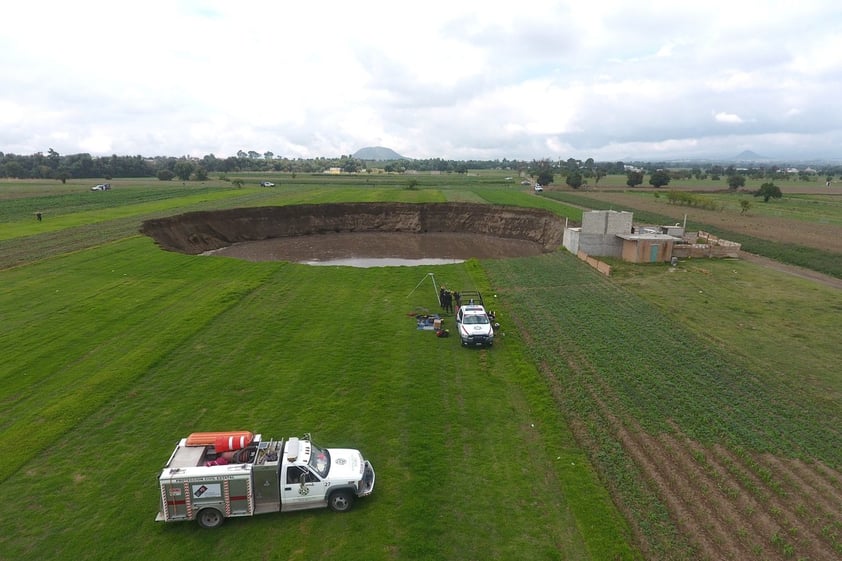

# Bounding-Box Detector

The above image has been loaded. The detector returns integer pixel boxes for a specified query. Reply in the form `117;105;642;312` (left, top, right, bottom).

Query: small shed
616;233;680;263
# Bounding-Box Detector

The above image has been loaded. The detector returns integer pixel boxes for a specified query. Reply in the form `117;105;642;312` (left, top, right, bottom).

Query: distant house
563;210;739;263
564;210;680;263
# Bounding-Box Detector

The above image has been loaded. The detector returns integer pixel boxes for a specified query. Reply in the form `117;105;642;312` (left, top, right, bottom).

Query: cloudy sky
2;0;841;161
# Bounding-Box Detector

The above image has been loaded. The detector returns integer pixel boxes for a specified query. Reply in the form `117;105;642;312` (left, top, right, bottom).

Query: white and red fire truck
155;431;375;528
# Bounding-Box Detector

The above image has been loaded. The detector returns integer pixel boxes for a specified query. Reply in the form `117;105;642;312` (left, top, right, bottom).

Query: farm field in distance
0;172;840;560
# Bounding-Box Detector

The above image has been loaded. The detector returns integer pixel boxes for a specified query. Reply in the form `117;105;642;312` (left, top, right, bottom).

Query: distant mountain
733;150;769;161
353;146;407;161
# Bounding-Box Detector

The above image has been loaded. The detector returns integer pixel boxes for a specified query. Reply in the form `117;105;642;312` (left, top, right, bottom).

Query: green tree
47;148;61;171
193;166;208;181
727;174;746;190
340;156;360;173
2;161;25;178
537;170;554;186
626;171;643;187
740;199;751;215
649;170;671;188
755;182;782;202
530;159;554;186
173;160;195;181
566;171;583;189
157;169;175;181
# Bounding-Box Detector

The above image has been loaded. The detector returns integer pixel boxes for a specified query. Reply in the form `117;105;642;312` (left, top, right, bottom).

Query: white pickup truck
455;291;495;347
156;431;375;528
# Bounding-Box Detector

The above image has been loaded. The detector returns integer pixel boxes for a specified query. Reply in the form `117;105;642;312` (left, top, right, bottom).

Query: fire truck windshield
308;443;330;478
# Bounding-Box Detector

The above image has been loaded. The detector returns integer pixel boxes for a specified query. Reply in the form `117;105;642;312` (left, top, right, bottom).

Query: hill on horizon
733;150;769;161
353;146;407;160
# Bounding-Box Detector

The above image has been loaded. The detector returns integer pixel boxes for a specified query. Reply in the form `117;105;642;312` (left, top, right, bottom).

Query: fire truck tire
197;508;225;529
328;490;354;512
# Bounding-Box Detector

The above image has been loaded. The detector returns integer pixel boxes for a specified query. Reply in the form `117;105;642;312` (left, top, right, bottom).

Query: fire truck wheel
328;490;354;512
197;508;224;529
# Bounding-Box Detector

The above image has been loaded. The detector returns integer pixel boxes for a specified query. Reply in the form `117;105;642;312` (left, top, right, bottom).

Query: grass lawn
0;181;637;561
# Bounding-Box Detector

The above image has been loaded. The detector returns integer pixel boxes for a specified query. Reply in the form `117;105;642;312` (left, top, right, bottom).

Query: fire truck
155;431;376;528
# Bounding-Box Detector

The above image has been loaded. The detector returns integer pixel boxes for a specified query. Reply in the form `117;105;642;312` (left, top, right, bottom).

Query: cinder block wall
605;211;632;235
578;233;623;258
581;210;632;235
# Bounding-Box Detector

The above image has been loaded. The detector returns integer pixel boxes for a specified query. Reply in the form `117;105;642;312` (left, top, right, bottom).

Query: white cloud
714;112;745;124
1;0;841;160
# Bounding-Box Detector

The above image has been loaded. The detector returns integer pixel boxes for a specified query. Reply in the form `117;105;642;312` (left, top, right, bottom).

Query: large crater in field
139;202;564;263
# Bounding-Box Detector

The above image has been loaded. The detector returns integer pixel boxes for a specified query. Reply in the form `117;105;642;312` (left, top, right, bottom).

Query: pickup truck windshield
465;315;489;325
309;443;330;478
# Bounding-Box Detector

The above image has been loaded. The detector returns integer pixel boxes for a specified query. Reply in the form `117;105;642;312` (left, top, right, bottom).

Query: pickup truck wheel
197;508;224;529
328;490;354;512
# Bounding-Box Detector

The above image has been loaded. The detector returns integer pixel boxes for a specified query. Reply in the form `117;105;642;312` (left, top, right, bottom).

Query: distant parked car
91;183;111;191
260;181;275;187
520;180;531;185
534;185;544;192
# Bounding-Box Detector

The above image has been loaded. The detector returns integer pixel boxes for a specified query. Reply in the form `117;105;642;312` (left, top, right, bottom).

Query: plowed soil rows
565;348;841;560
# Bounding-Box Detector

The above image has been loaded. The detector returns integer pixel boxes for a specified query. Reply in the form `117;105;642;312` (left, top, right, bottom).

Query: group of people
438;287;461;314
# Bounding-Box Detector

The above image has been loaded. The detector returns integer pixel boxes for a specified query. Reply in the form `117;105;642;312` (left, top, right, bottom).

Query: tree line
1;149;840;183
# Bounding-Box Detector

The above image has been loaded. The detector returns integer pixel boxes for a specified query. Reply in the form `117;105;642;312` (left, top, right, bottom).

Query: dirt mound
140;202;565;257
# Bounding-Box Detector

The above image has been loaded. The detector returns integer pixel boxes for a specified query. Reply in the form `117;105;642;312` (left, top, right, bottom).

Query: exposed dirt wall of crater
139;202;565;255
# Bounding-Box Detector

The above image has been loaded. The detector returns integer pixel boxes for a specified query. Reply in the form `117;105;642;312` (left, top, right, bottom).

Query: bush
666;190;720;210
157;170;175;181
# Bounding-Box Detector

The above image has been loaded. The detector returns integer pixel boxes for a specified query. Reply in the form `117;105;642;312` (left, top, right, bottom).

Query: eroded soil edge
139;202;565;257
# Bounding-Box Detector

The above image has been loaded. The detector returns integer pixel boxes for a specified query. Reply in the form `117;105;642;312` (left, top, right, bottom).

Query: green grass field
1;175;840;560
581;173;834;192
